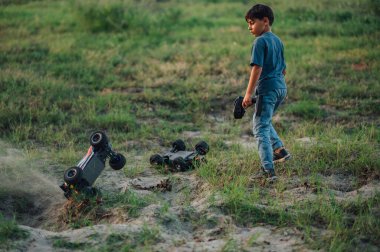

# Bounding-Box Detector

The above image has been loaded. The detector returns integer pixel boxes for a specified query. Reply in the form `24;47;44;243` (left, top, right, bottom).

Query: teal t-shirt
250;31;287;94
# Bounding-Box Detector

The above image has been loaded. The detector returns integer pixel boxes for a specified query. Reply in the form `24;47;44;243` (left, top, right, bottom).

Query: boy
243;4;290;181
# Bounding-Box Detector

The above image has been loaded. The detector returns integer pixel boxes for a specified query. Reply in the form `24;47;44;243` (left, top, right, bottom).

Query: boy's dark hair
245;4;274;26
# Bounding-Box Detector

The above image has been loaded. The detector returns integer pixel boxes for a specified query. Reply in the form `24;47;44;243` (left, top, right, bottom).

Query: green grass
52;237;88;250
1;0;379;250
102;190;154;218
95;223;161;252
198;122;379;249
285;100;327;120
0;214;29;249
293;193;380;250
61;190;153;229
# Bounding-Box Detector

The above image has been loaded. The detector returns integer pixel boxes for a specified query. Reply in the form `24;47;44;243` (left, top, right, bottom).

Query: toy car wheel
90;131;108;150
172;157;188;172
109;153;126;170
64;166;83;185
195;141;209;155
150;154;164;166
172;139;186;152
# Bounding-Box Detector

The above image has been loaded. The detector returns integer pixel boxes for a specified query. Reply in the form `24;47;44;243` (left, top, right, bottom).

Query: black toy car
59;131;126;199
149;139;209;172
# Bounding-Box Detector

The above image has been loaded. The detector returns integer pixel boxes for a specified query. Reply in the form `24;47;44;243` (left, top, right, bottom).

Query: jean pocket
255;95;263;117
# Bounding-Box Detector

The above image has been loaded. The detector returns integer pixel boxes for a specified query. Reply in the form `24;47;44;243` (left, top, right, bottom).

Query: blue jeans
253;89;287;170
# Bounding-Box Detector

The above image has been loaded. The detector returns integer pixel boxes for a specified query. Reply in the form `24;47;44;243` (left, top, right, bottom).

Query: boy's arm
242;65;262;108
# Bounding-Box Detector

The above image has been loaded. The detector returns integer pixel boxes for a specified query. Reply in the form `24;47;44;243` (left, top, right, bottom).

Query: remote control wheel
195;141;209;155
172;139;186;152
109;153;126;170
150;154;164;165
90;131;108;150
64;166;83;185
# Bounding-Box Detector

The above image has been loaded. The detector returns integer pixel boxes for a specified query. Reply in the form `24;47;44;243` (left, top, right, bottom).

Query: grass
0;214;29;249
0;0;379;250
60;190;153;229
94;223;161;252
293;192;380;250
198;122;379;249
285;100;327;120
102;190;154;218
52;237;87;250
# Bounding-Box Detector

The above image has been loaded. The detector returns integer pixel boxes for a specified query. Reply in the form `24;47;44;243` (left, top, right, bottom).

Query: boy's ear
263;17;269;24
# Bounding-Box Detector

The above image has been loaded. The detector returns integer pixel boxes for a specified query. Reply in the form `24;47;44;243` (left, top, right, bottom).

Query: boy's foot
273;147;291;163
261;167;277;182
250;167;277;181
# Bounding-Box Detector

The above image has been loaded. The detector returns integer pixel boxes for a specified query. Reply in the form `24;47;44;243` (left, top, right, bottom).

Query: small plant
0;214;29;249
135;223;161;247
222;238;240;252
103;190;152;218
52;237;87;250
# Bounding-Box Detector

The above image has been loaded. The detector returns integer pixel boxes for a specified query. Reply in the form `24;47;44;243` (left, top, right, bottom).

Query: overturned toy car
149;139;209;172
60;131;126;199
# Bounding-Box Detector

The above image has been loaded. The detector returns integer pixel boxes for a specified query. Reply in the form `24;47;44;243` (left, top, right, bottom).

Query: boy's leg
269;89;287;150
270;124;284;151
268;89;291;162
253;91;277;171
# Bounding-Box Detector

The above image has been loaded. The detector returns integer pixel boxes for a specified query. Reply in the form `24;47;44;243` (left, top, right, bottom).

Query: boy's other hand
242;94;253;108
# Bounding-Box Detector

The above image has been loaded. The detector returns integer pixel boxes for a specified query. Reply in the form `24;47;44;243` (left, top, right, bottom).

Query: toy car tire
150;154;164;166
109;153;126;170
90;131;108;150
172;139;186;152
172;157;188;171
195;141;209;155
64;166;83;185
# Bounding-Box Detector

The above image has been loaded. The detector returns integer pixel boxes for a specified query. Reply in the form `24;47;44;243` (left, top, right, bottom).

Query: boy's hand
242;93;253;108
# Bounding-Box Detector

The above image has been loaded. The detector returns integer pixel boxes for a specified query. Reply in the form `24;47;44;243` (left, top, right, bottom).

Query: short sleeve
282;42;286;70
250;38;265;67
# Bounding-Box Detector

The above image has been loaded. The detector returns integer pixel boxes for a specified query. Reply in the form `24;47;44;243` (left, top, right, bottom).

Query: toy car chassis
59;131;126;199
149;139;209;172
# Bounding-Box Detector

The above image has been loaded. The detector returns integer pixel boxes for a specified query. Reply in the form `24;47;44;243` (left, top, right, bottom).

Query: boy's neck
261;26;271;35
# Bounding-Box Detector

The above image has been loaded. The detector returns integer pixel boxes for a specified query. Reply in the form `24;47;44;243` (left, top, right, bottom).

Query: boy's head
245;4;274;37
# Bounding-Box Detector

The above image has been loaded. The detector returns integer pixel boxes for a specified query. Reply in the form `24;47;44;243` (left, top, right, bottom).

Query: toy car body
150;139;209;172
60;131;126;199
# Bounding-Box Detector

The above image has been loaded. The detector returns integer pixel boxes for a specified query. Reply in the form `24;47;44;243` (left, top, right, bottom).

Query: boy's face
247;18;268;37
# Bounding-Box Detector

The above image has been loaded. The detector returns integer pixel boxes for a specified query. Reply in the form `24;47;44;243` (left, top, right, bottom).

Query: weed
135;223;161;247
0;214;29;241
222;238;240;252
292;193;380;250
51;237;87;250
0;214;29;249
103;190;152;218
